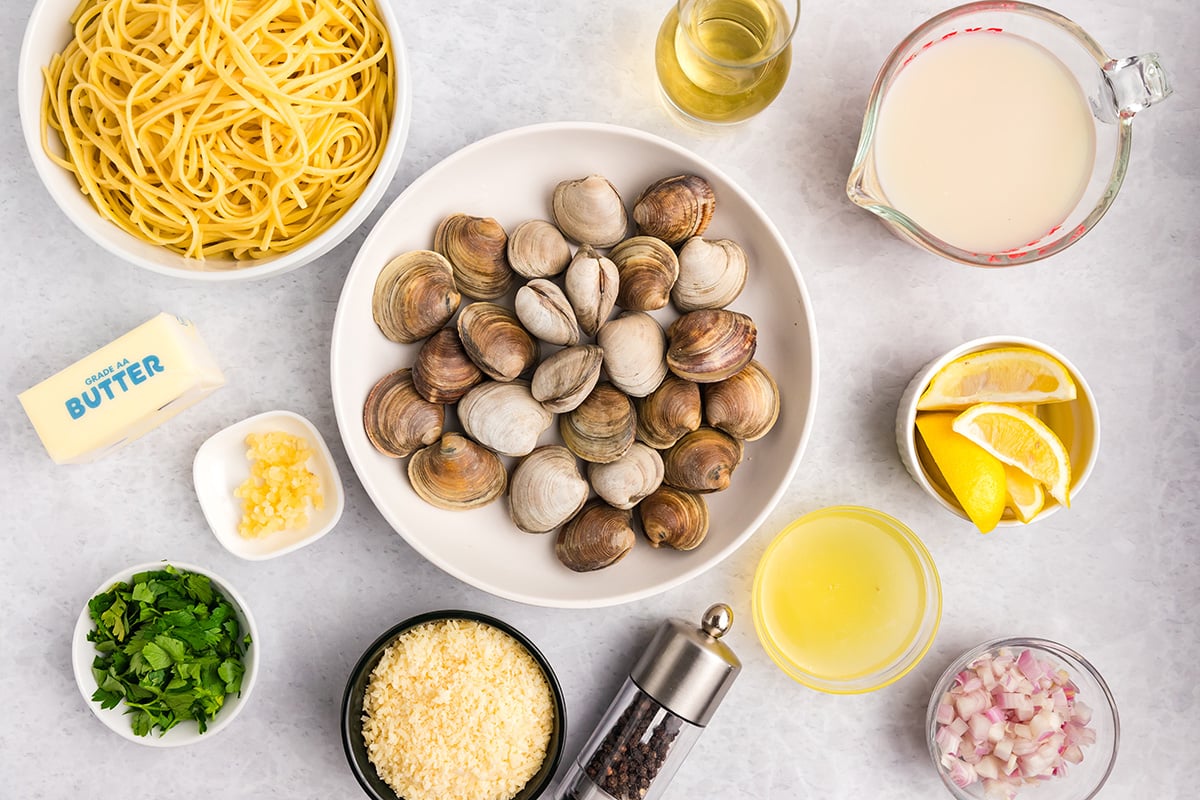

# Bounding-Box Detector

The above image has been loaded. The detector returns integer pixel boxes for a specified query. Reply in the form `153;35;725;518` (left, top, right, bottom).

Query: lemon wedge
952;403;1071;507
1003;464;1045;523
915;412;1007;534
917;347;1077;410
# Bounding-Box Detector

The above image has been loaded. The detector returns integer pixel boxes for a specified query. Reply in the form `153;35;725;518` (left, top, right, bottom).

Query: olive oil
655;0;795;124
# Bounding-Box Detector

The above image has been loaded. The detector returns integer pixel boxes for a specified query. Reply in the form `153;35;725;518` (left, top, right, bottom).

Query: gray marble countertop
2;0;1197;797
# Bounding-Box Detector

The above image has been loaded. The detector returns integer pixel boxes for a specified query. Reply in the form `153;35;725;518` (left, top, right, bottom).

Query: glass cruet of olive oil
655;0;800;125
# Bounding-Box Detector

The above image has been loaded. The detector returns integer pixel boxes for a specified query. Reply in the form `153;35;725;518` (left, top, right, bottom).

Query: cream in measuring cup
873;31;1095;254
846;2;1172;266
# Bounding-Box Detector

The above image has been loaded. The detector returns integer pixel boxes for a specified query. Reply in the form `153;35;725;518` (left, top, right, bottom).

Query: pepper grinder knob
701;603;733;639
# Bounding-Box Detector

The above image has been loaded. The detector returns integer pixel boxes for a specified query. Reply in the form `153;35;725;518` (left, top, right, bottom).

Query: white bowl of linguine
18;0;410;281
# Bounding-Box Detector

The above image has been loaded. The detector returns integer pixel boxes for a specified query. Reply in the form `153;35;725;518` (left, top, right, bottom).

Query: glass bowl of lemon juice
752;505;942;693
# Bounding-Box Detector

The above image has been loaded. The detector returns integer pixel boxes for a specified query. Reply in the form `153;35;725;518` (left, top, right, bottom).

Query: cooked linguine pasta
42;0;394;262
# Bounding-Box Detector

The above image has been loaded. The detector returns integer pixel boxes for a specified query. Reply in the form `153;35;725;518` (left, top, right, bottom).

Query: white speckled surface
1;0;1197;797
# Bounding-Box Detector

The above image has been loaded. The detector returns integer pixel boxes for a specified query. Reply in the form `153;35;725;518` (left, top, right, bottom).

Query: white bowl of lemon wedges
896;336;1100;533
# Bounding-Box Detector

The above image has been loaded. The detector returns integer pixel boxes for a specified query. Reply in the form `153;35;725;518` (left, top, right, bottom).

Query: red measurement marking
901;27;1006;70
1046;224;1062;236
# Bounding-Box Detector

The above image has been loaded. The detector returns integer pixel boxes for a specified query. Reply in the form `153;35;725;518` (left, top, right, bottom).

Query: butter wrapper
18;313;225;464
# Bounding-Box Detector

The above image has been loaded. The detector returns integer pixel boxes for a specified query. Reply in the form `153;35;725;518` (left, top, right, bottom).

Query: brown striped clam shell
411;328;483;404
555;500;636;572
639;485;710;551
662;427;744;493
407;432;506;510
434;213;513;300
371;250;460;344
363;368;444;458
457;302;539;382
633;174;715;247
666;309;757;383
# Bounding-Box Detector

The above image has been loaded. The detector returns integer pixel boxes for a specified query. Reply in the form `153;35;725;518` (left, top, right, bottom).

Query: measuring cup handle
1102;53;1173;120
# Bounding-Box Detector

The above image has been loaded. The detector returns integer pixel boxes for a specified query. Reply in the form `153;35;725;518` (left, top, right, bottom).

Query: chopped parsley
86;564;251;736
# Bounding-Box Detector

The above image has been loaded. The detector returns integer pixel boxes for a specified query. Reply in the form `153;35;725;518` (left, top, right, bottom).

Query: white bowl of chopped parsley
71;561;259;746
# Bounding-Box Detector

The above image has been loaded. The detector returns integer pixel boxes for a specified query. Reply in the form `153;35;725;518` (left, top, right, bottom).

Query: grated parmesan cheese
362;619;555;800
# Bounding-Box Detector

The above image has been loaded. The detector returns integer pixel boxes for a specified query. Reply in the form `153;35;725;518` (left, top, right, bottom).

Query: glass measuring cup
845;2;1172;266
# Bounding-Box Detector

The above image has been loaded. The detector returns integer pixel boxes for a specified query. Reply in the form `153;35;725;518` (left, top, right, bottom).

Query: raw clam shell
639;486;710;550
508;219;572;279
587;443;664;510
552;174;628;248
515;279;580;346
555;500;635;572
704;360;780;441
371;250;461;344
459;380;554;458
564;244;619;337
610;235;679;312
559;381;637;464
508;446;589;534
666;309;757;383
363;368;444;458
662;427;744;493
434;213;513;300
597;311;668;398
531;344;604;414
635;373;702;449
457;302;539;382
633;175;715;246
408;432;506;510
411;328;483;404
672;237;748;312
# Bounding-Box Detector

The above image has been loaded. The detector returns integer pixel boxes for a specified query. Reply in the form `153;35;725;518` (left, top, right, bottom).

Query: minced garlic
234;431;323;538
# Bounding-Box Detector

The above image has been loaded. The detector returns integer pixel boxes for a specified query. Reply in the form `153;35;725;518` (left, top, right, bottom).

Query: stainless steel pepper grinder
554;603;742;800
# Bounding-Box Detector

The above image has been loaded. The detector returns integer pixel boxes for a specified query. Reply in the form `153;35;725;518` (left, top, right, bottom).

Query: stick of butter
18;313;225;464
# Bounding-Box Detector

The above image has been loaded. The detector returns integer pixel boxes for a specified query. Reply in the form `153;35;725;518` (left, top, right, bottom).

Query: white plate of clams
330;121;818;608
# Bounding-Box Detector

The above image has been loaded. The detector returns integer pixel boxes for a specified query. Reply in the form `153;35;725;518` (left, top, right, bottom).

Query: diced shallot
969;713;991;741
994;737;1014;762
1062;744;1085;765
976;755;1004;780
949;760;978;788
933;648;1099;797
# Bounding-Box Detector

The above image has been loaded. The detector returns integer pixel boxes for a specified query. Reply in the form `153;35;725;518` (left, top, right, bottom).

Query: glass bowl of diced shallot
926;638;1119;800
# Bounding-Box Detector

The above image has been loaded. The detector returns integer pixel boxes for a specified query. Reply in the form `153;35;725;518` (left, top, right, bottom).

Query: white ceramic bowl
71;561;260;746
17;0;411;281
896;335;1100;527
193;410;345;560
330;122;819;608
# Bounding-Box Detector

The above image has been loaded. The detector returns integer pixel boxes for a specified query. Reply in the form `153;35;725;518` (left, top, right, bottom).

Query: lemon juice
753;506;937;689
655;0;795;124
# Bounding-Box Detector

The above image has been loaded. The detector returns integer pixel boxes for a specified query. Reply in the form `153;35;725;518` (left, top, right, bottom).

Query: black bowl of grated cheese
341;610;566;800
